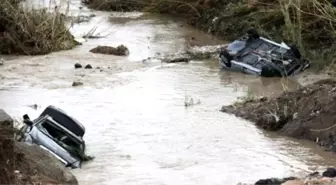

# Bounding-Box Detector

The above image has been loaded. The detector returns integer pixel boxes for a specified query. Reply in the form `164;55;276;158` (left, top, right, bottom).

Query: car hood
29;127;81;168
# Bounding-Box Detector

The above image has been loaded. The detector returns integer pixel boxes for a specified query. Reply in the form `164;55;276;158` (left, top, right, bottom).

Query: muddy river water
1;1;336;184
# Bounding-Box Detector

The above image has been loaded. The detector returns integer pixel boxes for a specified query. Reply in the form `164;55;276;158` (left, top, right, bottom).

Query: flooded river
1;1;336;184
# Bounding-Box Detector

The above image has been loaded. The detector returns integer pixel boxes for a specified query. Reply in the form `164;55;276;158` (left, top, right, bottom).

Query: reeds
0;0;78;55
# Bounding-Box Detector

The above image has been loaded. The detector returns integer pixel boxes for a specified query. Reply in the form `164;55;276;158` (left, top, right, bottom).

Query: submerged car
18;105;88;169
219;29;311;77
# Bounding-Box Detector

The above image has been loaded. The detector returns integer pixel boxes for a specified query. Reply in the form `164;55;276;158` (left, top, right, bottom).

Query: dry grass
144;0;202;17
0;0;79;55
82;0;204;16
82;0;150;11
279;0;336;50
278;0;336;69
206;0;336;70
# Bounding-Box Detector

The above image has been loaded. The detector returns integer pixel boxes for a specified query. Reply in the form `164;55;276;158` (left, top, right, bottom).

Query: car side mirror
23;114;33;126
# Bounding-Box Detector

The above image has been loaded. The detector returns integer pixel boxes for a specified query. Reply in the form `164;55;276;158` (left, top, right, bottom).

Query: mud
0;121;15;184
254;168;336;185
90;45;130;56
0;109;78;185
221;79;336;153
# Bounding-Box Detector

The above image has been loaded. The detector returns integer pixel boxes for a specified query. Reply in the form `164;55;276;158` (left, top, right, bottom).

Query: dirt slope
0;109;78;185
221;79;336;152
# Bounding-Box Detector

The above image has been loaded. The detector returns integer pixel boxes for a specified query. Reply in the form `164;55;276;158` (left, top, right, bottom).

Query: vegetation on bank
83;0;336;70
206;0;336;70
0;0;78;55
82;0;149;11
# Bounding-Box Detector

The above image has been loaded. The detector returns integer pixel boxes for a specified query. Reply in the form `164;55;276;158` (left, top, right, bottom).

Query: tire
219;51;233;68
261;65;282;77
246;28;260;39
289;44;301;59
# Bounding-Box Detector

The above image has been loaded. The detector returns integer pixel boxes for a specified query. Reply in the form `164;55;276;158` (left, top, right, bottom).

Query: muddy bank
221;79;336;153
0;109;78;185
253;168;336;185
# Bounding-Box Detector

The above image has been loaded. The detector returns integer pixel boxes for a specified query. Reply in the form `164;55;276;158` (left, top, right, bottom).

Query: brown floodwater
1;0;335;185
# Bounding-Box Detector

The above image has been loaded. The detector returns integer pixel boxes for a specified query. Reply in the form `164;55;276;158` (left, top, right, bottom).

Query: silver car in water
18;106;88;169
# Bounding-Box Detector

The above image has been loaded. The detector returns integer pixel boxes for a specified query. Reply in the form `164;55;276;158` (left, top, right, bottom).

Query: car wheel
220;51;232;68
289;44;301;59
246;28;260;39
261;66;282;77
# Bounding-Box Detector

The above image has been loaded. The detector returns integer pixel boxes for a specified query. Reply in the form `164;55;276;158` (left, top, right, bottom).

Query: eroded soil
221;79;336;153
0;110;78;185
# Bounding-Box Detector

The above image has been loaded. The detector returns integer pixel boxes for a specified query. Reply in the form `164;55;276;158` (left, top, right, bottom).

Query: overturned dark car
17;105;92;169
219;29;311;77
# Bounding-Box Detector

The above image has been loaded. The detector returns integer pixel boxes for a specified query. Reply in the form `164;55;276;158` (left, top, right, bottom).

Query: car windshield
36;119;84;159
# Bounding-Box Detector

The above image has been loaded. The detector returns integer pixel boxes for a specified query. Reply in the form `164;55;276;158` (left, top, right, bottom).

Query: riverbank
0;109;78;185
0;0;79;55
253;168;336;185
83;0;336;71
221;78;336;153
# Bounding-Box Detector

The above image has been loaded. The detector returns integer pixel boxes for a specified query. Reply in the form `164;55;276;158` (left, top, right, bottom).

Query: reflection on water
1;1;335;185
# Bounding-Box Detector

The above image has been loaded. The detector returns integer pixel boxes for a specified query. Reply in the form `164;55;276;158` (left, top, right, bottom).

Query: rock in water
255;178;283;185
164;57;190;63
74;63;82;69
90;45;129;56
322;168;336;178
255;177;296;185
72;82;83;87
84;64;93;69
0;58;4;66
168;58;190;63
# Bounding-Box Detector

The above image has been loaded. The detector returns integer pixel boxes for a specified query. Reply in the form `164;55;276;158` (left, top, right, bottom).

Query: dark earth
90;45;130;56
221;79;336;153
0;110;78;185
